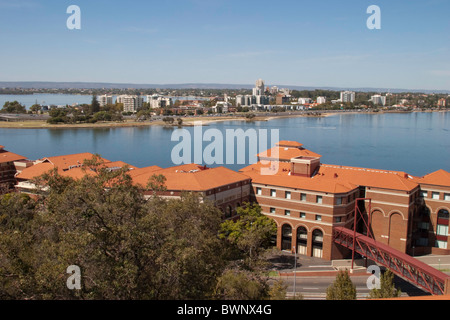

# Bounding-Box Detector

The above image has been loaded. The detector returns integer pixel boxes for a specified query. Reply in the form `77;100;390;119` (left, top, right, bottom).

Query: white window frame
316;196;323;204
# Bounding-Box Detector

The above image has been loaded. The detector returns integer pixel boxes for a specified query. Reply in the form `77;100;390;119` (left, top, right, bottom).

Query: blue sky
0;0;449;90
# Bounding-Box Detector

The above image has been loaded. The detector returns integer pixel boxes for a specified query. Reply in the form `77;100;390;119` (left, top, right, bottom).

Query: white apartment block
340;91;356;103
98;95;113;107
298;98;313;105
317;96;327;104
147;95;173;109
117;95;143;113
370;94;387;106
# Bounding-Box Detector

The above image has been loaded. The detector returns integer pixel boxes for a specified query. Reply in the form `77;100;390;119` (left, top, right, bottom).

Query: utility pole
293;246;297;299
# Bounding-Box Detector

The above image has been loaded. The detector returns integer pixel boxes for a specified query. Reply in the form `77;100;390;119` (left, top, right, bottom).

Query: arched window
297;227;308;255
312;229;324;258
281;225;292;251
438;209;449;220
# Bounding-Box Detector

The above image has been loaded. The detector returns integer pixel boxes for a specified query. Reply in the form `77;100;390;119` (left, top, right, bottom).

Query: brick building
8;142;450;261
129;163;252;219
0;145;26;192
240;141;450;260
15;153;136;193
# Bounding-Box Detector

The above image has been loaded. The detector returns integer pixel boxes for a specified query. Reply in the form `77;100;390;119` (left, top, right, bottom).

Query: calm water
0;94;93;108
0;112;449;177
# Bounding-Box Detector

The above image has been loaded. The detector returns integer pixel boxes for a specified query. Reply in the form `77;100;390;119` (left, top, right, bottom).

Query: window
436;240;448;249
271;189;276;197
285;210;291;216
335;217;342;223
432;192;440;200
256;187;262;195
285;191;291;200
300;212;306;219
315;215;322;221
300;193;307;201
270;208;276;214
421;190;428;198
336;197;343;205
437;224;449;237
445;194;450;201
316;196;323;204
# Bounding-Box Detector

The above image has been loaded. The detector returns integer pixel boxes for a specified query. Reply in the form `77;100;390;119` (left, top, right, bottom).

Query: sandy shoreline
0;110;446;129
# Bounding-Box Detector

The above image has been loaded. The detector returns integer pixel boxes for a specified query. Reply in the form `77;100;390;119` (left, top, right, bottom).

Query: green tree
91;95;100;114
214;269;270;300
326;270;357;300
367;270;401;299
0;160;228;300
219;203;277;266
268;279;289;300
1;101;27;114
30;104;42;114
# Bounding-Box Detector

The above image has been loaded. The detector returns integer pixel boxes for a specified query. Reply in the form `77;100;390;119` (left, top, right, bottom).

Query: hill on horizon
0;81;449;94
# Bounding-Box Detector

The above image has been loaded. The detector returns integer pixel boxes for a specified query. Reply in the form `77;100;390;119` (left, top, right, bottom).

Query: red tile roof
17;153;112;180
131;164;251;192
418;169;450;187
240;162;358;194
276;141;304;148
258;146;322;161
0;148;27;164
318;164;419;192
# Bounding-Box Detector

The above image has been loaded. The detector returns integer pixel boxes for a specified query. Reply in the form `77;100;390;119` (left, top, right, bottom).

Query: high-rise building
117;95;143;113
340;91;356;103
255;79;265;94
147;95;173;109
317;97;327;104
370;94;387;106
235;95;245;107
98;95;113;107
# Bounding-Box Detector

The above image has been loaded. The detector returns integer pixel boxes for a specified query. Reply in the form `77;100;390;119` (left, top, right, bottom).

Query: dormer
290;156;321;177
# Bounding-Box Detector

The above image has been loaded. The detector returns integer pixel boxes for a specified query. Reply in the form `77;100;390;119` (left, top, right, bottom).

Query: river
0;111;449;177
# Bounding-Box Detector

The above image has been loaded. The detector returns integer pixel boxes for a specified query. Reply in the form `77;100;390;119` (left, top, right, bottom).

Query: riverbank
0;109;447;129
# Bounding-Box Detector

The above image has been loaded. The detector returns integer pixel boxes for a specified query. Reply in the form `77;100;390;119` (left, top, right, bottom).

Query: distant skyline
0;0;449;91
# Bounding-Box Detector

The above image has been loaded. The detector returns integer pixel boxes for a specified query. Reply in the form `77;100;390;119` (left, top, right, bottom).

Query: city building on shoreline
340;91;356;103
98;94;113;107
117;95;144;113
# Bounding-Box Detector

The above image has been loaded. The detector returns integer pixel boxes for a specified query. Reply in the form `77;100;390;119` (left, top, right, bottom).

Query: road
275;274;429;300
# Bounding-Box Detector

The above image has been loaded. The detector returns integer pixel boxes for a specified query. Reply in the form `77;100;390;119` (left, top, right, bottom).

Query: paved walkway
268;251;450;277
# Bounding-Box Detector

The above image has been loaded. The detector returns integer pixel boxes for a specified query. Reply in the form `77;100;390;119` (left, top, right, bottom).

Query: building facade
0;145;26;192
340;91;356;103
98;95;114;107
117;95;144;113
240;141;450;260
130;163;252;219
